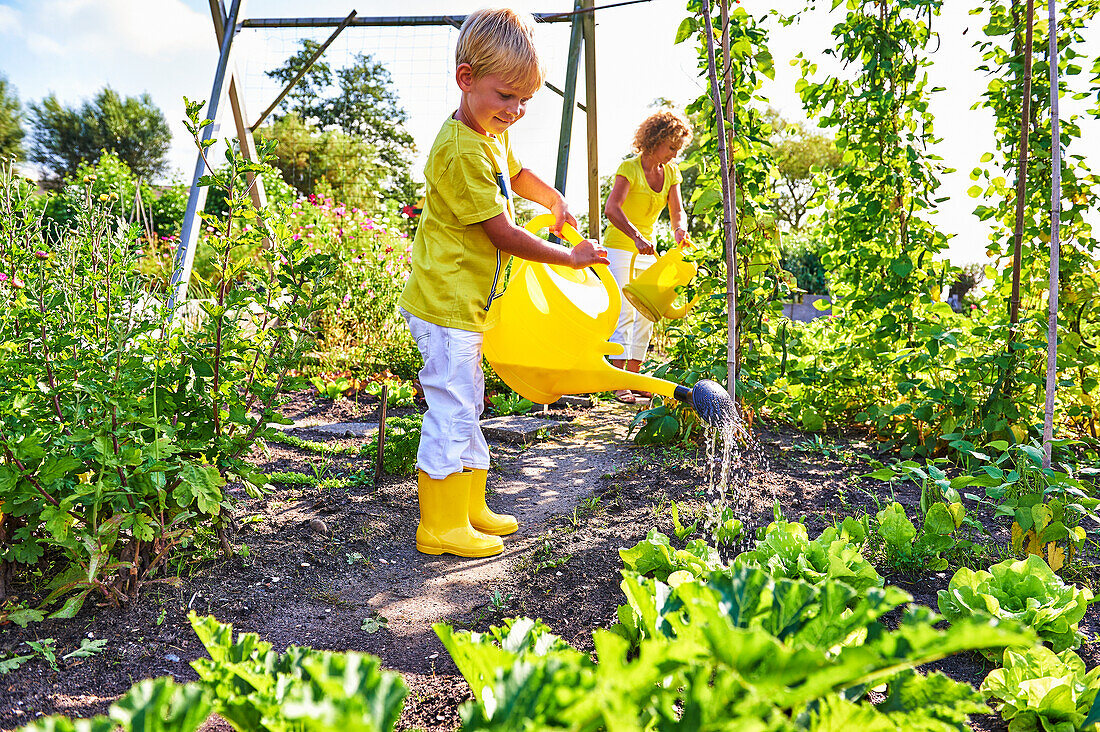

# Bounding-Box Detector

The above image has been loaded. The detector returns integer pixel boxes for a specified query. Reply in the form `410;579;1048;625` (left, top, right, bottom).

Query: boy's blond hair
632;108;694;155
456;8;545;96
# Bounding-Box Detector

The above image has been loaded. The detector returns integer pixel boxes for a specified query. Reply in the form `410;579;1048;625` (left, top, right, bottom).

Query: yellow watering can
482;215;734;426
622;242;700;323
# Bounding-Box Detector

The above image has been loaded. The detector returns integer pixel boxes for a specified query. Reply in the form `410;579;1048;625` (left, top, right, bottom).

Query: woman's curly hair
632;108;693;155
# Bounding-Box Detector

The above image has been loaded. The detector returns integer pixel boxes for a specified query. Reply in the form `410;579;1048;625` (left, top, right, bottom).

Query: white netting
231;12;580;194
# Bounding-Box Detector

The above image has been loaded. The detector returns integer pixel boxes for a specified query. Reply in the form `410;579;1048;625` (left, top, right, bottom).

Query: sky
0;0;1096;265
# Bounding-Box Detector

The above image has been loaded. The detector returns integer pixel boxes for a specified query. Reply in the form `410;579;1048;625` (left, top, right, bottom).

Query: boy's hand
569;239;609;269
549;199;578;237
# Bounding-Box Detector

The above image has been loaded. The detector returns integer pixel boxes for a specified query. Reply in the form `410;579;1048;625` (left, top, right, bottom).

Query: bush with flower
286;192;418;373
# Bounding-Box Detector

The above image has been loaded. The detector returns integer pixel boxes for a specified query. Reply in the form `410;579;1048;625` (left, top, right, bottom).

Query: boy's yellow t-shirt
398;117;521;332
603;155;683;252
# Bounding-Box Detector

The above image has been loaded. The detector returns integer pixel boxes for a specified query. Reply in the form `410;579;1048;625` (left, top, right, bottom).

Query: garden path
320;402;635;665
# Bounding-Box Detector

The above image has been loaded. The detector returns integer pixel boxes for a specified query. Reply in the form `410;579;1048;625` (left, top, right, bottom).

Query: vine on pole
1042;0;1061;469
700;0;738;406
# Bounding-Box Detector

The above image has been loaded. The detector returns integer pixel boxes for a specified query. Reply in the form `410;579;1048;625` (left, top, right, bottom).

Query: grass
265;431;364;457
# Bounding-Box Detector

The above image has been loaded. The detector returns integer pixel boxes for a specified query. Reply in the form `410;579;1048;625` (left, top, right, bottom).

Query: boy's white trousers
401;309;490;480
607;248;657;362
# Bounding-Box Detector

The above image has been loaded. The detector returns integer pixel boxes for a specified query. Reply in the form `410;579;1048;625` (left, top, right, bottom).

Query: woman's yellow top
603;155;683;252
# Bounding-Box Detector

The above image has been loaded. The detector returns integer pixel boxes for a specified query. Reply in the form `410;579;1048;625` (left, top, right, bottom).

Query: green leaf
876;503;916;551
175;464;225;515
109;677;212;732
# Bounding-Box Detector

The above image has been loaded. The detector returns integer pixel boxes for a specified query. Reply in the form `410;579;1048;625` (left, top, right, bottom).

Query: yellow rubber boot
416;470;503;557
466;467;519;536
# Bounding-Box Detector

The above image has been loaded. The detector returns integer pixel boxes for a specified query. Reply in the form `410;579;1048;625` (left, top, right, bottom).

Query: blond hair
456;8;545;96
632;108;694;155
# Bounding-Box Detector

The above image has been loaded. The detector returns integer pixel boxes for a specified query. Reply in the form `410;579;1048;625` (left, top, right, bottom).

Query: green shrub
0;100;335;614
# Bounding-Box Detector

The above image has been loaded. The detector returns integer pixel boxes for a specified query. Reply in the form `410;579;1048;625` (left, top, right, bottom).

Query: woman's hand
633;235;656;256
674;226;688;245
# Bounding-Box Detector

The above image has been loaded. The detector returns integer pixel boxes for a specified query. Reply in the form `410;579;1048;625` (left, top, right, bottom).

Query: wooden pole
375;384;388;485
1042;0;1060;469
582;0;600;239
1008;0;1035;334
209;0;267;216
701;2;738;405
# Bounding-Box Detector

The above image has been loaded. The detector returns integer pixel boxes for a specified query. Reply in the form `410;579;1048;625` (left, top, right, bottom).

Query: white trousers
401;309;490;480
607;248;657;362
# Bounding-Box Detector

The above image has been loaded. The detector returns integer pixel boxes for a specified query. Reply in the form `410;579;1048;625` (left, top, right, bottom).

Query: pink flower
0;272;7;281
34;250;48;259
292;233;301;241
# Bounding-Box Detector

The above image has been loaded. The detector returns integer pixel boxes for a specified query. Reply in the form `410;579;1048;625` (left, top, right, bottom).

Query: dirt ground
1;390;1098;731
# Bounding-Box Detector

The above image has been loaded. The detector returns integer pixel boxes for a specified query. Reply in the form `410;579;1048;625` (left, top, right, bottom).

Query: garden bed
1;390;1097;731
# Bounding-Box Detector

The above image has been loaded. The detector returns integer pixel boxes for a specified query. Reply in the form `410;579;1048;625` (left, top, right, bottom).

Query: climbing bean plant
969;0;1100;438
653;2;791;416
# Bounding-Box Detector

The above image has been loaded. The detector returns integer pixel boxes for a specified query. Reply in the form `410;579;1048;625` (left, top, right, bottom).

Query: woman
602;108;693;403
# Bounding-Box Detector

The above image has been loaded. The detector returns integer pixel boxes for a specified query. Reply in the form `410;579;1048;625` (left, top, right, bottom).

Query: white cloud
0;6;21;35
20;0;208;60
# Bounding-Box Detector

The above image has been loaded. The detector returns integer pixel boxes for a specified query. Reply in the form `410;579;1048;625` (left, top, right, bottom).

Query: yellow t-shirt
398;118;521;332
603;155;683;252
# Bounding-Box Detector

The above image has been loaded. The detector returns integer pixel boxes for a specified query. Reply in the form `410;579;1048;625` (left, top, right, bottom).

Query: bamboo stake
701;1;738;405
1042;0;1060;469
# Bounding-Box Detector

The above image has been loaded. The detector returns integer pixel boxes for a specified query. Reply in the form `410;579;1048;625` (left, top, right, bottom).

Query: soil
1;390;1098;731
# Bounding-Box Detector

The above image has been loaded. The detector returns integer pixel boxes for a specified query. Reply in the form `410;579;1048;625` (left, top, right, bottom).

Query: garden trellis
169;0;638;310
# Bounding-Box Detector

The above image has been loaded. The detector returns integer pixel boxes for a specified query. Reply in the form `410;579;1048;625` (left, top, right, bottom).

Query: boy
398;8;608;558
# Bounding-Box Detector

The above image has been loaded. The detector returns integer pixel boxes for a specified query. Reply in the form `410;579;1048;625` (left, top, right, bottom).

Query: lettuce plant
874;500;965;571
938;554;1094;656
735;517;882;594
981;646;1100;732
442;561;1032;731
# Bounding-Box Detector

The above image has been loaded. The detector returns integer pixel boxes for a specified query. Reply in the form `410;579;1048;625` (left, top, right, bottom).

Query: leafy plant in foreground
440;561;1032;731
189;612;406;732
981;645;1100;732
938;554;1094;658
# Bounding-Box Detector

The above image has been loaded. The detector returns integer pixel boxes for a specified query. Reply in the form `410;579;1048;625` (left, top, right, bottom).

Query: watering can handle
523;214;621;337
524;213;584;246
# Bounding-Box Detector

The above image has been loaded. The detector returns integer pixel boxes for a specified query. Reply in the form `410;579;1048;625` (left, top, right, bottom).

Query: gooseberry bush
0;98;334;612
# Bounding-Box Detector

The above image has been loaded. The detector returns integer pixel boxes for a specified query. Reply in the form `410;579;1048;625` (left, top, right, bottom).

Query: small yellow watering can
621;241;700;323
482;215;733;426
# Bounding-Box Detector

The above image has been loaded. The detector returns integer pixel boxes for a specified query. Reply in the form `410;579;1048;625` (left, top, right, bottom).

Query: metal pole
251;10;358;131
209;0;267;216
170;0;244;312
582;0;600;239
1042;0;1060;469
238;3;653;29
553;1;584;195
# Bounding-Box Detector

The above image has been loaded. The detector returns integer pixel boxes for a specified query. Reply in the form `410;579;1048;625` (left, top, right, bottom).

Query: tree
256;113;384;210
0;75;24;161
267;41;419;205
28;87;171;186
763;108;841;231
